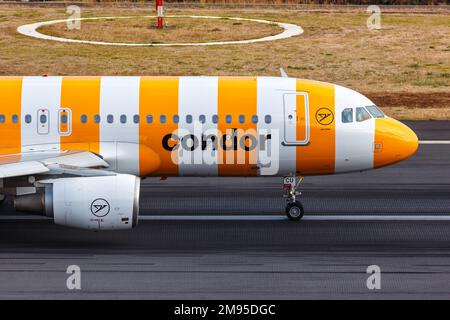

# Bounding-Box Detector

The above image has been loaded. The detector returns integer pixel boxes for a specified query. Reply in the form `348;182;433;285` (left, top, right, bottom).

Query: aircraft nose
374;118;419;168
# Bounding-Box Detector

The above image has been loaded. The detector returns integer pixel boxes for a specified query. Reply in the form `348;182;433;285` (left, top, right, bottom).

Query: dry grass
38;16;282;43
0;5;448;119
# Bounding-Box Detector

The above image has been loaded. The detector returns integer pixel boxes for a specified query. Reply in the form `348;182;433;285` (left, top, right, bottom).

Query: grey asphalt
1;120;450;299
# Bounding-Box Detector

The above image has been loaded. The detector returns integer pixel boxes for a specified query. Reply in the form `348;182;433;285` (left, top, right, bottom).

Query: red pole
156;0;164;29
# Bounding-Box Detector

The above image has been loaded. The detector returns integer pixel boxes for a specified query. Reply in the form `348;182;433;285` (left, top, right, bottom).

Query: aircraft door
58;108;72;136
283;92;310;146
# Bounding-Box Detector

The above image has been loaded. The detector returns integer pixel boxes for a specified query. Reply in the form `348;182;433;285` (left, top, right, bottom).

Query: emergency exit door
58;108;72;136
37;109;49;135
283;92;310;146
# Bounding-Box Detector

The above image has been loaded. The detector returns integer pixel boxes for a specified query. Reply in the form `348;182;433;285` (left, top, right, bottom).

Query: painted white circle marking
17;15;303;46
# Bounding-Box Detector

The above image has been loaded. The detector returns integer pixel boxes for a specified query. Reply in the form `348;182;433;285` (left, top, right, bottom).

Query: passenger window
239;115;245;124
251;115;258;124
226;115;232;124
199;115;206;124
173;115;179;124
146;115;153;124
356;107;372;122
134;115;140;124
186;115;192;124
120;115;127;124
25;114;32;124
160;115;166;124
366;105;384;118
107;114;114;124
94;115;101;124
81;115;88;123
39;114;47;124
212;115;218;124
265;115;272;124
12;114;19;124
342;108;353;123
0;115;4;124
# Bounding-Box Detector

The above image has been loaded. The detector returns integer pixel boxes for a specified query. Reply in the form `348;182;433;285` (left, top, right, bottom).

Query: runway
1;120;450;299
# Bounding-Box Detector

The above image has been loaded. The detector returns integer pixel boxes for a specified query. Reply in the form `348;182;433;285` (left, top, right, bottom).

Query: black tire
286;201;304;221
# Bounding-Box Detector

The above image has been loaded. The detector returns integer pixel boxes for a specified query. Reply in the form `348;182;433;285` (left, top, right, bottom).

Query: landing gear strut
283;176;304;221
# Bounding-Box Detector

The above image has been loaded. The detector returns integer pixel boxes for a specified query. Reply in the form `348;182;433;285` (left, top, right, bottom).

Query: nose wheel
284;176;305;221
286;201;304;221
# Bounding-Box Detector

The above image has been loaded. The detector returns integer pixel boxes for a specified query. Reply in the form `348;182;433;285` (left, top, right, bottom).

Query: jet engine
14;174;140;231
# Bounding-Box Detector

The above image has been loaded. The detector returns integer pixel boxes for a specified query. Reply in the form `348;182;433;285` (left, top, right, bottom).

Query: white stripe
119;215;450;221
257;77;296;176
335;85;375;173
99;77;140;175
420;140;450;144
177;77;218;176
21;77;62;152
3;215;450;221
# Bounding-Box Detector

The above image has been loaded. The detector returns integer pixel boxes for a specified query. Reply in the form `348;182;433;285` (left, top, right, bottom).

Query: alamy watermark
66;265;81;290
367;5;382;30
66;5;81;31
366;265;381;290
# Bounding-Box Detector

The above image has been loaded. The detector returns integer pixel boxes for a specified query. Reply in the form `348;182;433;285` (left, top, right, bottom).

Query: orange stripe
296;79;335;175
296;94;307;141
218;77;257;176
59;109;69;134
0;77;22;156
60;77;101;153
139;77;179;176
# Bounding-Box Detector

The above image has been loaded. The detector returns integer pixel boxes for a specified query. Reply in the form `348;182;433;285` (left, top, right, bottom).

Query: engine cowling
14;174;140;231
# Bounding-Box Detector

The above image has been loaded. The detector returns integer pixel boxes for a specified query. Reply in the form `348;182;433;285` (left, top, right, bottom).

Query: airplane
0;75;418;230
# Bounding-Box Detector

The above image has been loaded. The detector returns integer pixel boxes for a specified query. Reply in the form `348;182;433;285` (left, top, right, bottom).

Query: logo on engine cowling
90;198;110;217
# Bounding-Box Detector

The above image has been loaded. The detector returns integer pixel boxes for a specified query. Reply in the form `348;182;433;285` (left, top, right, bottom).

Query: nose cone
374;118;419;168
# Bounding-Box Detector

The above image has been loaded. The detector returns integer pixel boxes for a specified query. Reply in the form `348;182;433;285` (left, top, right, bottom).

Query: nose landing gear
283;176;304;221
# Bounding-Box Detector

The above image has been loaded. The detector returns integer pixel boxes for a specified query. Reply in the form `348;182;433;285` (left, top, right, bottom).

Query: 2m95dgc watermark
173;304;276;318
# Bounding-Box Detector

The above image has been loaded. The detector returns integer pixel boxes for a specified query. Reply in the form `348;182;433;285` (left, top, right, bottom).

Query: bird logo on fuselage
315;108;334;126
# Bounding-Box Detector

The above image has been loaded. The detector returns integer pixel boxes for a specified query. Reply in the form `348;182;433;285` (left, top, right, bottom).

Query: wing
0;150;109;179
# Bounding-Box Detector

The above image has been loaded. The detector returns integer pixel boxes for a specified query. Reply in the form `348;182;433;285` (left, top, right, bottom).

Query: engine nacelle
14;174;140;231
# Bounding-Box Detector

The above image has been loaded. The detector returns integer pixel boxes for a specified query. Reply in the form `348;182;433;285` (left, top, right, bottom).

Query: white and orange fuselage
0;76;418;178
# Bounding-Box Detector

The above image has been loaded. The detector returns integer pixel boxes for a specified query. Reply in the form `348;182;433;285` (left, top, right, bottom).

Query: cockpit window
366;105;385;118
342;108;353;123
356;107;372;122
